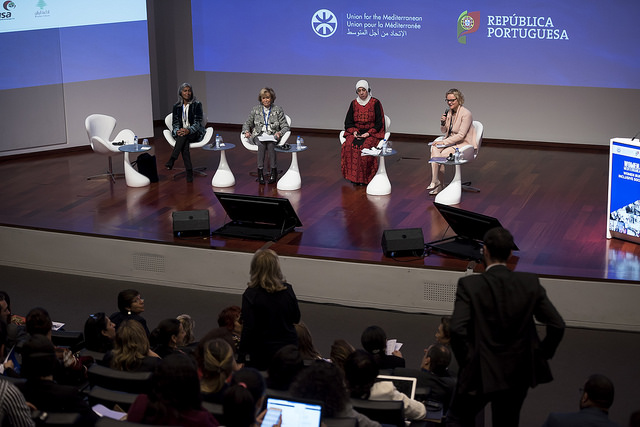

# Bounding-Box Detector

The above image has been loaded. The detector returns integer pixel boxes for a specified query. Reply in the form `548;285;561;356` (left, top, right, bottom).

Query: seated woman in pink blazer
427;88;476;195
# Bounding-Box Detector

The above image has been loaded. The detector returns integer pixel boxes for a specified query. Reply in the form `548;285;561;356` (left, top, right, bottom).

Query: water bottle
215;134;221;148
454;147;460;162
380;138;387;153
296;135;301;149
133;135;138;145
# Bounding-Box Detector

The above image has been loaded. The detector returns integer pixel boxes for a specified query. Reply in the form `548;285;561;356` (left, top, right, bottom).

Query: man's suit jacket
450;265;565;394
542;407;621;427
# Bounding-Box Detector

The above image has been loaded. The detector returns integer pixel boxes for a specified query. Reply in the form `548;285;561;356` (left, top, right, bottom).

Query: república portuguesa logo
457;10;480;44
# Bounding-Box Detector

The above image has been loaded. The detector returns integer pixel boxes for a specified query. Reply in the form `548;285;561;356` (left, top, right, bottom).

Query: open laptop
426;202;518;261
377;374;417;400
264;397;322;427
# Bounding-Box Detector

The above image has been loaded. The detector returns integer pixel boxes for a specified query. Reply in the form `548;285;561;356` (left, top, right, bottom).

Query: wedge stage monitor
212;193;302;241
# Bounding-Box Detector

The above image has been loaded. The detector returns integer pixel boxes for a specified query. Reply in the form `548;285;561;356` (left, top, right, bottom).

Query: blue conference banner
608;139;640;243
191;0;640;89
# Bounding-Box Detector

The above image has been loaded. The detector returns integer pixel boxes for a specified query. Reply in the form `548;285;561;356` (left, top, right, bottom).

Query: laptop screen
265;397;322;427
377;374;417;400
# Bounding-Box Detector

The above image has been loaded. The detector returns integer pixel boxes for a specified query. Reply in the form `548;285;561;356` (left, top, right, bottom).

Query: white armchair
85;114;134;183
240;115;292;151
339;115;391;148
162;113;214;178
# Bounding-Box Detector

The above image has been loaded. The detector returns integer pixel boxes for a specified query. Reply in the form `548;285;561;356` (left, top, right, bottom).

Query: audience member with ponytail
199;338;237;403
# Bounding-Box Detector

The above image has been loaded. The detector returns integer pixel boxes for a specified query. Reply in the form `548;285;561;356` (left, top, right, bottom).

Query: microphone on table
440;108;450;126
631;130;640;141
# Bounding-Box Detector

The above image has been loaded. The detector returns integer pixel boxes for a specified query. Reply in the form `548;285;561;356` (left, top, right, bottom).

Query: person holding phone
427;88;476;195
341;79;386;185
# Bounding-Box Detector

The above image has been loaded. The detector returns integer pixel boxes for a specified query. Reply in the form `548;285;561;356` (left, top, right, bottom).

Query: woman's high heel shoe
428;184;443;195
426;181;441;191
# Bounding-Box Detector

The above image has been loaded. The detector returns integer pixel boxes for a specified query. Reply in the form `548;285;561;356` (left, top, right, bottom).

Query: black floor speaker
381;228;425;257
172;210;210;237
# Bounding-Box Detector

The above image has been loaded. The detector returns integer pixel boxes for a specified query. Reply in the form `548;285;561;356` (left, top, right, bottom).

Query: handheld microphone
631;130;640;141
440;108;450;126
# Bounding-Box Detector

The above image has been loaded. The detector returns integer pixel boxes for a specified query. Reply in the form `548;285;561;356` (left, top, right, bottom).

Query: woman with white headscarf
341;79;386;185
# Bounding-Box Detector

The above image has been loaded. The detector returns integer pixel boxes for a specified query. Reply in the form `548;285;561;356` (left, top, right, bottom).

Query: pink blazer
439;105;476;149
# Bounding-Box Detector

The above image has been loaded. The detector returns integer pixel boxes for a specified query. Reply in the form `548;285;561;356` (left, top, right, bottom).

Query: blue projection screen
0;0;149;90
191;0;640;90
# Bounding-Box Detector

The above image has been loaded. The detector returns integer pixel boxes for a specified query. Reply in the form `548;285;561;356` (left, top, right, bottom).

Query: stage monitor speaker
172;210;210;237
381;228;425;257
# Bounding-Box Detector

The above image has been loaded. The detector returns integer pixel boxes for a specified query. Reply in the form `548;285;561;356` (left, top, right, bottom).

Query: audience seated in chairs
198;338;236;404
266;344;304;392
24;307;88;386
0;291;27;349
150;318;186;358
418;344;455;409
434;316;457;375
361;325;405;371
177;314;196;347
18;335;98;427
103;319;160;373
109;289;149;336
127;353;219;427
345;349;426;422
294;322;322;364
542;374;620;427
289;359;381;427
217;306;242;352
0;377;34;427
223;367;268;427
330;339;356;376
82;312;115;359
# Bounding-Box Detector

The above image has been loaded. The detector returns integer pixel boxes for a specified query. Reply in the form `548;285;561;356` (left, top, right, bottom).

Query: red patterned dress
341;97;385;184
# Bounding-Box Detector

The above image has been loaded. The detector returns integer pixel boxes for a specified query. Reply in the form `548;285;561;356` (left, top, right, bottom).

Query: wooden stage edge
1;224;639;333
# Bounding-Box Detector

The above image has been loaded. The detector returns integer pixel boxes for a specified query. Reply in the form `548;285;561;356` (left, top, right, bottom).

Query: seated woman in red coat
341;79;386;185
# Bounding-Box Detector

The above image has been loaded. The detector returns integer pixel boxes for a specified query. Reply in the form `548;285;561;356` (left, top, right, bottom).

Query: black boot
165;158;175;170
268;167;278;184
186;169;193;183
258;168;265;184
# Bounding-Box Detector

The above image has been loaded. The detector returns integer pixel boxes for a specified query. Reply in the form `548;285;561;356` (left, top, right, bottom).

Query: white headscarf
355;79;371;106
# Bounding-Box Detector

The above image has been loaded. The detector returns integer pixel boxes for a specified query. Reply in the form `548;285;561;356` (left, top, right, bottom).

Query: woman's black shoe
268;167;278;184
165;159;174;170
257;168;265;185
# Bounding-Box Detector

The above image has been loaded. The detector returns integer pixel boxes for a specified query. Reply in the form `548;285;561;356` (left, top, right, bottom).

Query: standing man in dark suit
447;227;565;427
542;374;620;427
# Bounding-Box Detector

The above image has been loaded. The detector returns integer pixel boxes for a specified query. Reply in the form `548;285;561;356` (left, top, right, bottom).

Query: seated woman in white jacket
345;349;426;421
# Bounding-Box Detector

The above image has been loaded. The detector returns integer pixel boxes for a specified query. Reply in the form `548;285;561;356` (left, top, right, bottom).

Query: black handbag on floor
134;153;159;183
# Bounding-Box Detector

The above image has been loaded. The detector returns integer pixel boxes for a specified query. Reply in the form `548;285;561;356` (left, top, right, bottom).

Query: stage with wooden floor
1;124;639;330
